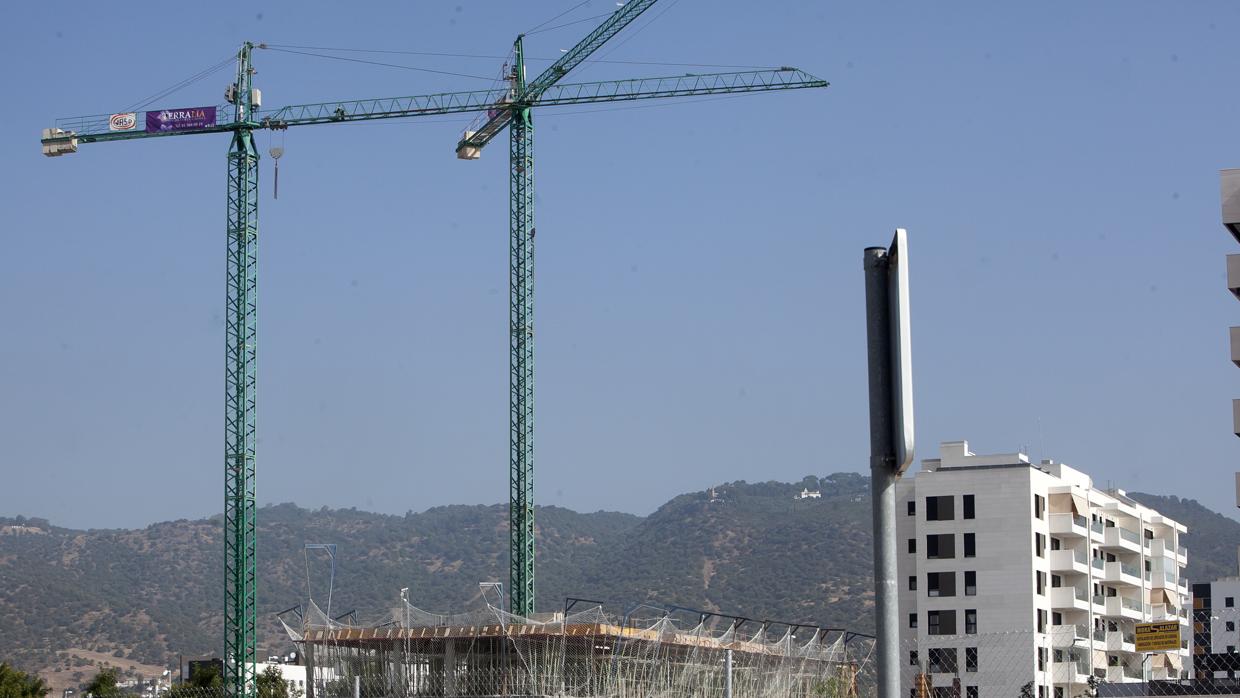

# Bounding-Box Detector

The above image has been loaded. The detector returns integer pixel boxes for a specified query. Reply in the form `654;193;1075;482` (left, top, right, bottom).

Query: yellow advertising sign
1135;621;1180;652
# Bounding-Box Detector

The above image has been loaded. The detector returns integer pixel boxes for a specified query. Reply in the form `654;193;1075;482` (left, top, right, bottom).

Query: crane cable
124;53;237;113
261;43;777;70
263;46;496;82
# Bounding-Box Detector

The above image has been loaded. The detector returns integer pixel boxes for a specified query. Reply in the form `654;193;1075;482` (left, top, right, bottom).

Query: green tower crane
41;6;827;694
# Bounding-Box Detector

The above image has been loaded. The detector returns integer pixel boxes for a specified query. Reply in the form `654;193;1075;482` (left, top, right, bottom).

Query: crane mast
507;36;537;617
41;9;829;692
224;42;260;698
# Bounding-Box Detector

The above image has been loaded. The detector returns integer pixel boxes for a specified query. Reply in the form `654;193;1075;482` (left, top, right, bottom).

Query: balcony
1051;624;1089;646
1106;664;1144;682
1106;630;1136;653
1052;660;1089;684
1104;560;1143;587
1149;538;1189;566
1050;548;1089;574
1050;512;1088;538
1104;595;1146;620
1102;526;1143;553
1052;585;1091;611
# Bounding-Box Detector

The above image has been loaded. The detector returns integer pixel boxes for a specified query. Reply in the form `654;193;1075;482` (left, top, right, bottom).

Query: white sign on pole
888;229;915;474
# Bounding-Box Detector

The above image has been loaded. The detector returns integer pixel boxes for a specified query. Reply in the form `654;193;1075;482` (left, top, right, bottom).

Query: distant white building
898;440;1190;698
796;488;821;500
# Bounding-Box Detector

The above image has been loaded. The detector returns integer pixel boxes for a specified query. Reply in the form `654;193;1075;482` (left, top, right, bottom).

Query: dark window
963;494;975;519
909;576;917;591
1228;622;1236;632
928;610;957;635
1055;688;1064;698
1050;536;1061;551
1037;647;1047;671
1038;687;1046;698
964;533;976;558
928;647;958;674
926;495;955;521
1051;574;1062;589
965;609;977;635
1034;494;1045;520
908;538;916;554
928;572;956;598
1036;609;1047;634
1036;571;1046;596
1228;597;1235;608
926;534;956;559
1052;612;1062;625
1034;532;1045;558
909;613;918;629
966;647;978;672
967;687;978;698
965;571;977;596
910;650;919;666
908;500;916;516
1230;646;1237;654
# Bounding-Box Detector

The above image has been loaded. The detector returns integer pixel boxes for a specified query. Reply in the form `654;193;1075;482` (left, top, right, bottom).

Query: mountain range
0;473;1235;690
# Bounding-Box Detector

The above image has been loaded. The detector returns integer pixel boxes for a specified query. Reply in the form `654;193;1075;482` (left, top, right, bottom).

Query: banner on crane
146;106;216;132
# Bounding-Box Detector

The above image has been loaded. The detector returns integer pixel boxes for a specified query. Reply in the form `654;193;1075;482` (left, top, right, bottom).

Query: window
926;495;955;521
965;571;977;596
1050;536;1061;551
909;576;917;591
1228;597;1235;608
928;647;958;674
967;687;978;698
1036;571;1046;596
1051;574;1062;589
963;494;975;519
1231;646;1237;654
965;647;978;672
1037;647;1047;671
1228;622;1236;632
926;534;956;559
928;572;956;598
928;610;957;635
908;500;916;516
908;538;917;554
909;613;918;629
910;650;919;667
1034;494;1045;520
964;533;976;558
1036;609;1047;634
965;609;977;635
1052;611;1063;626
1055;688;1064;698
1034;532;1045;558
1038;687;1046;698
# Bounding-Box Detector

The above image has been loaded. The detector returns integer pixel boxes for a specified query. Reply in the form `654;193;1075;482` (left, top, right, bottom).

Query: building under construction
280;589;875;698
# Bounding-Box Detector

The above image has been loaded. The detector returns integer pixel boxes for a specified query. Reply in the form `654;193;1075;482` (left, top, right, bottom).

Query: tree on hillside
0;663;50;698
84;668;120;698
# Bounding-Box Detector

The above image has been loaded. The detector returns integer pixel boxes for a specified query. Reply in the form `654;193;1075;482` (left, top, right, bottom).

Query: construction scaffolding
281;589;875;698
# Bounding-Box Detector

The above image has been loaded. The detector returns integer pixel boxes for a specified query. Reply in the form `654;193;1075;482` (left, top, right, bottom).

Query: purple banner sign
145;106;217;132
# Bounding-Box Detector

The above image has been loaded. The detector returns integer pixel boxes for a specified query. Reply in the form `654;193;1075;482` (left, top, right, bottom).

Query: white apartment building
1191;577;1240;679
897;441;1190;698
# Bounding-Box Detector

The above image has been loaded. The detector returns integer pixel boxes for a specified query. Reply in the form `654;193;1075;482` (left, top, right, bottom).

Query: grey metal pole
726;648;733;698
864;246;900;698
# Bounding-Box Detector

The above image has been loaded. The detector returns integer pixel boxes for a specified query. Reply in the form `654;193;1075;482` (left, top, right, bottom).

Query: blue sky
3;2;1239;529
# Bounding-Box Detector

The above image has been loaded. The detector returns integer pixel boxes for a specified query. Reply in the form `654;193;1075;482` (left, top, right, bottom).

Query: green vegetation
256;666;301;698
84;668;120;698
0;663;49;698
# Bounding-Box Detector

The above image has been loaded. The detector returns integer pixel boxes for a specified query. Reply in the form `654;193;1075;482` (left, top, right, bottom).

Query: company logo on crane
109;112;137;131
